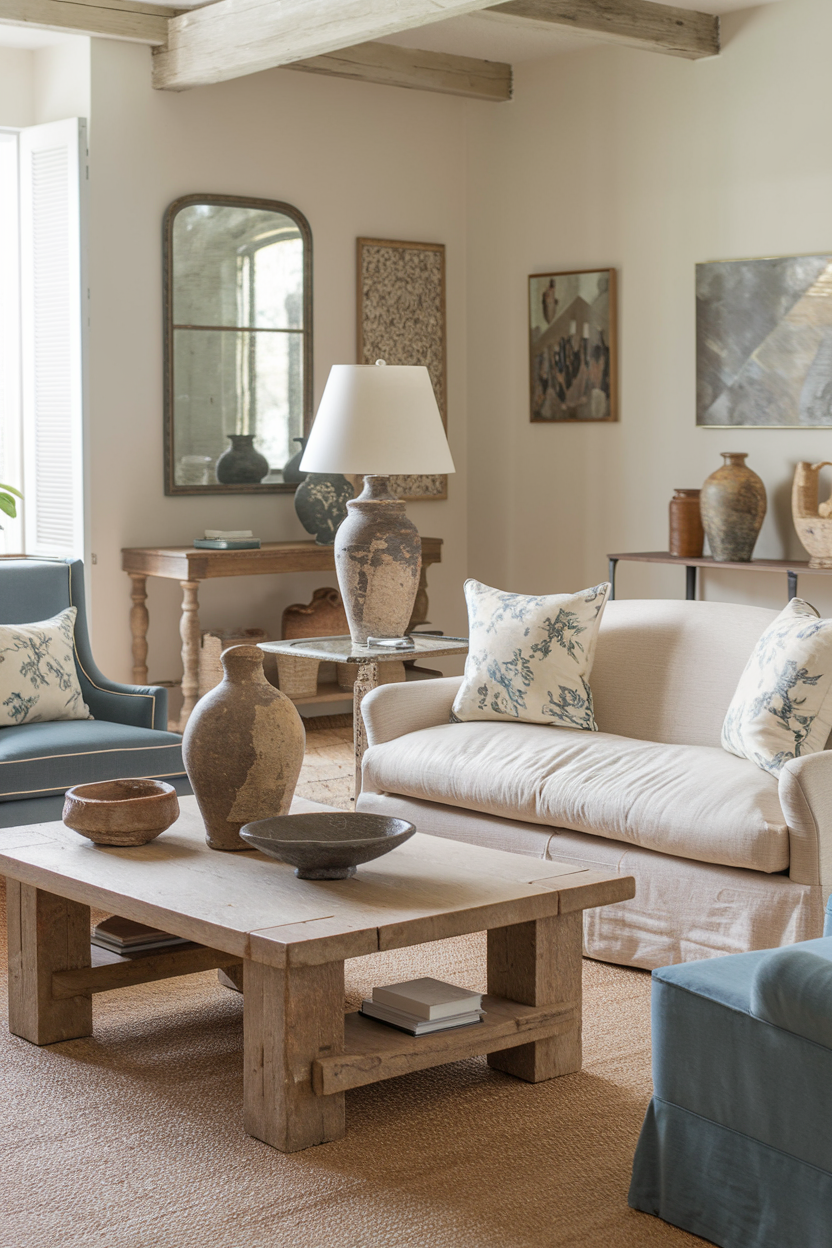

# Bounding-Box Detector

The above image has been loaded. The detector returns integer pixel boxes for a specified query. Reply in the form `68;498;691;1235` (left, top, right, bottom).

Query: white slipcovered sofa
356;599;832;969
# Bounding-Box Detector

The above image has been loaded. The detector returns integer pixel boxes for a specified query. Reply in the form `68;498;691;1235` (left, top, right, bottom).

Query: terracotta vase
700;453;767;562
182;644;305;851
668;489;704;558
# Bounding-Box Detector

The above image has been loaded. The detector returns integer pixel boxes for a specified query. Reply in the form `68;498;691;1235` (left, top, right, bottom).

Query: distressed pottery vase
700;453;766;562
294;472;353;545
215;434;269;485
335;474;421;644
792;461;832;568
282;437;308;485
182;644;305;851
668;488;704;558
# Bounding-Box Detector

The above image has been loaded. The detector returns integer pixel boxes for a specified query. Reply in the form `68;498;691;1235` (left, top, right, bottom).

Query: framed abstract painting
697;254;832;427
529;268;617;422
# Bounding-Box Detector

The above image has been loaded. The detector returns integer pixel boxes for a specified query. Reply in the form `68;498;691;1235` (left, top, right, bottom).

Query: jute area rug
1;725;707;1248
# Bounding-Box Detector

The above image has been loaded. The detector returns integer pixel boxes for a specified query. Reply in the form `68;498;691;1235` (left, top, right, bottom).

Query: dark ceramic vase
282;437;308;485
215;434;269;485
294;473;353;545
700;453;767;562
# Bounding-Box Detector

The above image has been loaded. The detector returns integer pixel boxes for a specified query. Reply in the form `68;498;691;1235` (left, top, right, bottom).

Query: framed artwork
357;237;447;501
697;254;832;427
529;268;617;423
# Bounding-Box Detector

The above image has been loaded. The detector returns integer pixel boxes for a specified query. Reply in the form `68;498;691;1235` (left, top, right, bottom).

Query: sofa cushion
0;607;91;726
0;719;185;801
722;598;832;776
452;579;609;730
362;721;789;873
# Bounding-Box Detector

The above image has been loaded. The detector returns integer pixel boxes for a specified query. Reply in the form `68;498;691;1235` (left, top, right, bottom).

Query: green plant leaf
0;483;22;498
0;494;18;518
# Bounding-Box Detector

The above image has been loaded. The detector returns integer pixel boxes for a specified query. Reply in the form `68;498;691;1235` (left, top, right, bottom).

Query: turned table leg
243;957;345;1153
178;579;202;732
7;881;93;1046
129;573;149;685
486;910;582;1082
353;660;380;800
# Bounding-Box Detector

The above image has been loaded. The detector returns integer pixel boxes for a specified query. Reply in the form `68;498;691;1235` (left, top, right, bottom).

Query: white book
371;977;482;1021
360;999;483;1036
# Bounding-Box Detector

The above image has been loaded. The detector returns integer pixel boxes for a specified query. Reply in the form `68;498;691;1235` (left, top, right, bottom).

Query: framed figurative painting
529;268;617;423
697;253;832;427
357;237;447;500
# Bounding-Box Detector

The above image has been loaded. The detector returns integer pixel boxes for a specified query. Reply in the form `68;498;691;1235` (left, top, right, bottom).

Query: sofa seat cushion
362;722;789;873
0;719;185;801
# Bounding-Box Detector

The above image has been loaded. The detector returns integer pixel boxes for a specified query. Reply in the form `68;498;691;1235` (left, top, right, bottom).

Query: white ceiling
0;0;785;57
380;0;784;65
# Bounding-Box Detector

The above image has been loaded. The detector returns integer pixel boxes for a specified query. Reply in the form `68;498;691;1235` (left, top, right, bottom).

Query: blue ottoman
629;936;832;1247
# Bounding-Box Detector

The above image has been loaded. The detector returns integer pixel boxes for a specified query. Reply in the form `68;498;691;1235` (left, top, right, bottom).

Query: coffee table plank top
0;797;634;965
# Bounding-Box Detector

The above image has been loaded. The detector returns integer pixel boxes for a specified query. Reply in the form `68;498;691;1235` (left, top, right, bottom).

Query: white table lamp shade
299;364;455;477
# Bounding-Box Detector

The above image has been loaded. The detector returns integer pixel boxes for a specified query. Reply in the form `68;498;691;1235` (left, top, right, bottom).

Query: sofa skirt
629;1098;832;1247
355;792;823;968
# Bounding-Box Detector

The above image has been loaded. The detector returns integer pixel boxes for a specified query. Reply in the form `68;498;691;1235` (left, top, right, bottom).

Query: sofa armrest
779;751;832;895
82;677;169;733
361;676;463;748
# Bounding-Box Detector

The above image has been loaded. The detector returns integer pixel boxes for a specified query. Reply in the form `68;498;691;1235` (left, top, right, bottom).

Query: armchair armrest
361;676;463;748
779;751;832;896
79;670;169;733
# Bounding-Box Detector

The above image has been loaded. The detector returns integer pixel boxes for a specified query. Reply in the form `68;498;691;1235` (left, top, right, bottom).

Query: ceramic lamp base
334;475;421;645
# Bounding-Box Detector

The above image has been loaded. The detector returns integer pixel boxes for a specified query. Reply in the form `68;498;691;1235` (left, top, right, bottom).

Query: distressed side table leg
486;910;582;1082
353;660;380;800
129;573;149;685
7;881;93;1046
243;958;345;1152
178;578;202;731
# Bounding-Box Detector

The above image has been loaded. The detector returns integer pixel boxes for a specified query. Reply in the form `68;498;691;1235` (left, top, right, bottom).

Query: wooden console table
122;538;443;730
607;551;823;603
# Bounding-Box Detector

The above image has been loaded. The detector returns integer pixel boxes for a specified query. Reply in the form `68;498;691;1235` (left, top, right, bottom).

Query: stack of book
360;977;483;1036
91;916;191;956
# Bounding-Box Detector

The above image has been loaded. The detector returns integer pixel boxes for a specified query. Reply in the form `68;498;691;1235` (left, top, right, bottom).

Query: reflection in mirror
164;196;312;494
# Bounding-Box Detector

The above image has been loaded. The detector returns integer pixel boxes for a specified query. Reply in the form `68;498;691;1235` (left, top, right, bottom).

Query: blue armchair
0;557;189;827
629;929;832;1247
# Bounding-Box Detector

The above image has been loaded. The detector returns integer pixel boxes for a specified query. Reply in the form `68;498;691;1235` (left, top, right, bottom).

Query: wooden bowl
62;778;180;846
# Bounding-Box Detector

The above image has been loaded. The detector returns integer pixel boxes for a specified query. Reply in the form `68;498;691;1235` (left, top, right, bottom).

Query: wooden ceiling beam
287;41;512;103
152;0;504;92
487;0;720;60
0;0;172;44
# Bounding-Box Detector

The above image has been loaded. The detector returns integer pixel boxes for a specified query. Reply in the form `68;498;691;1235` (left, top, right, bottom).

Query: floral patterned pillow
451;580;610;730
0;607;92;726
721;599;832;775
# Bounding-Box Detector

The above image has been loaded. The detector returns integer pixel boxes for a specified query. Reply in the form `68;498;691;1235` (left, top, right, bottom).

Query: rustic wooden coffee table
2;796;634;1153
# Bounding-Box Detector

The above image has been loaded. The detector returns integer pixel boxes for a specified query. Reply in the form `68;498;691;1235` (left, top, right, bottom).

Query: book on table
359;977;483;1036
91;916;191;955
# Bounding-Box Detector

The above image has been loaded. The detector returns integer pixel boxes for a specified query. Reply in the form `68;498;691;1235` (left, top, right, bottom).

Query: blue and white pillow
0;607;92;727
452;580;610;730
722;598;832;775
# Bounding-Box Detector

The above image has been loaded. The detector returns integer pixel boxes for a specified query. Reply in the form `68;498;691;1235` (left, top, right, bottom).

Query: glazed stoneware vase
282;436;308;485
700;453;767;562
293;472;353;545
182;644;305;851
215;434;269;485
668;489;704;558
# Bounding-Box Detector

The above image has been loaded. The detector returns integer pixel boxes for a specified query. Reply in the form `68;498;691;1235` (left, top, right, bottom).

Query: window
0;118;88;557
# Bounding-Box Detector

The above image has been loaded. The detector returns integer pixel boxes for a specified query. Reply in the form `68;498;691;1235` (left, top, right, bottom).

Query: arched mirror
164;194;312;494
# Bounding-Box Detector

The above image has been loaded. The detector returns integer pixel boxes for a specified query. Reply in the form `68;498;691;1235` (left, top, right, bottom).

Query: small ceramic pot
669;489;704;558
282;437;308;485
63;778;180;846
700;453;766;562
215;434;269;485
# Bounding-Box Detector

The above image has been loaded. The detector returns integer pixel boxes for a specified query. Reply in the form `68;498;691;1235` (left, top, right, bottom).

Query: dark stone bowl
239;812;416;879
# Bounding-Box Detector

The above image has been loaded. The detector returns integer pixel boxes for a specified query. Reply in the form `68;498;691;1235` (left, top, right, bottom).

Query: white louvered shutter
19;118;88;558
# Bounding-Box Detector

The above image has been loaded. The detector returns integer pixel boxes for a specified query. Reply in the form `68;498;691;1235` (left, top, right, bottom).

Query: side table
121;538;443;731
260;634;469;797
607;551;816;603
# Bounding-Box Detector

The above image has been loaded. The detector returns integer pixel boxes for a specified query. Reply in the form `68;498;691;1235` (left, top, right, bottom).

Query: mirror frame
163;192;313;495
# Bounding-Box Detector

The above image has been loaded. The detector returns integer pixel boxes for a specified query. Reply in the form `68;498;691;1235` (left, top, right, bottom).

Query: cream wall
85;40;469;689
465;0;832;614
0;47;33;126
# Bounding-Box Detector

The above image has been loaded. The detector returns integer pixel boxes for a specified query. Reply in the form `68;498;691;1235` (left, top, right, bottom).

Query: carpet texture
0;726;707;1248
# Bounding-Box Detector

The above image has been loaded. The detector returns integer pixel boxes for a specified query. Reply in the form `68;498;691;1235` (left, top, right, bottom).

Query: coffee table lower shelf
313;995;579;1095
